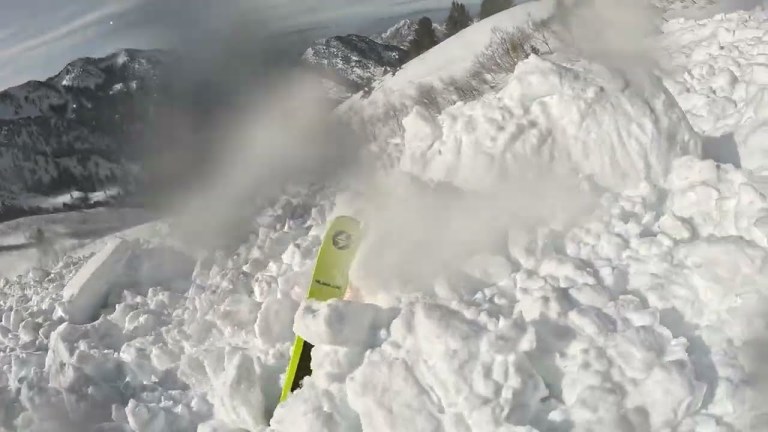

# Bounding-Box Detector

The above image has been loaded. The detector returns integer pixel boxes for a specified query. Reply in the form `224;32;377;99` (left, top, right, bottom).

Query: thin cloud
0;27;20;44
0;0;145;62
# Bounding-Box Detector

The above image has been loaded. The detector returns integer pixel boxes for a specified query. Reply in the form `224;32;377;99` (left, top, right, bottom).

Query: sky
0;0;479;90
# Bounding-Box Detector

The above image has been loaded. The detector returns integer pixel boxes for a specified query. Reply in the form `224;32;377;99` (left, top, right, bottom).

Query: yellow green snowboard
279;215;362;402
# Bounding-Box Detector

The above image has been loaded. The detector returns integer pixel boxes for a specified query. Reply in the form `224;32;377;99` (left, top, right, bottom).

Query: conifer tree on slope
407;16;439;59
479;0;514;19
445;1;472;37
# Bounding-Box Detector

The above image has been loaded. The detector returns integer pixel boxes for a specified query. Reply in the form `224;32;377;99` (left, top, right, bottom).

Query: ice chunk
208;351;268;430
57;239;133;324
294;299;399;348
348;352;443;432
255;297;298;345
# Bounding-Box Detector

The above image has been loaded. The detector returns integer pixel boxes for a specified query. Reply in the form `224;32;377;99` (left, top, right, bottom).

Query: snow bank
294;299;398;348
57;239;133;325
401;55;701;191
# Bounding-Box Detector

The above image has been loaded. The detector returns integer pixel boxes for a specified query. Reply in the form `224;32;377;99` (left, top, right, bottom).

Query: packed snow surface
2;1;768;432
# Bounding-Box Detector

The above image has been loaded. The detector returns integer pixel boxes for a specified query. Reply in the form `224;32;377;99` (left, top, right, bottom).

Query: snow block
294;299;399;348
58;239;133;324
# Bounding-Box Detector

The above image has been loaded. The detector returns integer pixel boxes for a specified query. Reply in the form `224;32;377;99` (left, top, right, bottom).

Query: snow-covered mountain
302;34;408;96
372;18;448;48
303;15;452;101
3;0;768;431
0;49;169;213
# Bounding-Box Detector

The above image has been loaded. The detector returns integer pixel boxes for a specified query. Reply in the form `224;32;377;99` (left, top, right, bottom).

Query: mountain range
0;17;439;218
0;49;169;215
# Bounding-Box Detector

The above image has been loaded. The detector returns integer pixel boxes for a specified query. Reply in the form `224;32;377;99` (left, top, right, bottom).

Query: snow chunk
347;353;443;432
294;299;398;348
208;350;268;431
735;119;768;174
256;297;298;345
57;239;133;325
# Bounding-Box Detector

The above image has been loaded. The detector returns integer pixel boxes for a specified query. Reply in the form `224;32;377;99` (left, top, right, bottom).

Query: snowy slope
0;83;67;120
3;1;768;432
367;0;554;92
344;0;699;192
339;0;560;170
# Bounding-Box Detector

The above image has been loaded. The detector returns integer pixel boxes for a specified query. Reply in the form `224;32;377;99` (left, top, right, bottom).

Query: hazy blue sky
0;0;479;90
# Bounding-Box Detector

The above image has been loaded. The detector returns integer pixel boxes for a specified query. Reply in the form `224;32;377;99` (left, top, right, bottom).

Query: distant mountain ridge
0;12;455;215
301;16;455;101
0;49;169;212
371;18;448;48
302;34;408;98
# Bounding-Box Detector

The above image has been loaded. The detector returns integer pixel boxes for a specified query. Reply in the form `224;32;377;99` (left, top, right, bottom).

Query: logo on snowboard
332;230;352;250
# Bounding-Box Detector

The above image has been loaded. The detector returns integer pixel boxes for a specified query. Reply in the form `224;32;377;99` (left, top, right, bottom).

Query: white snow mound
401;55;702;191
